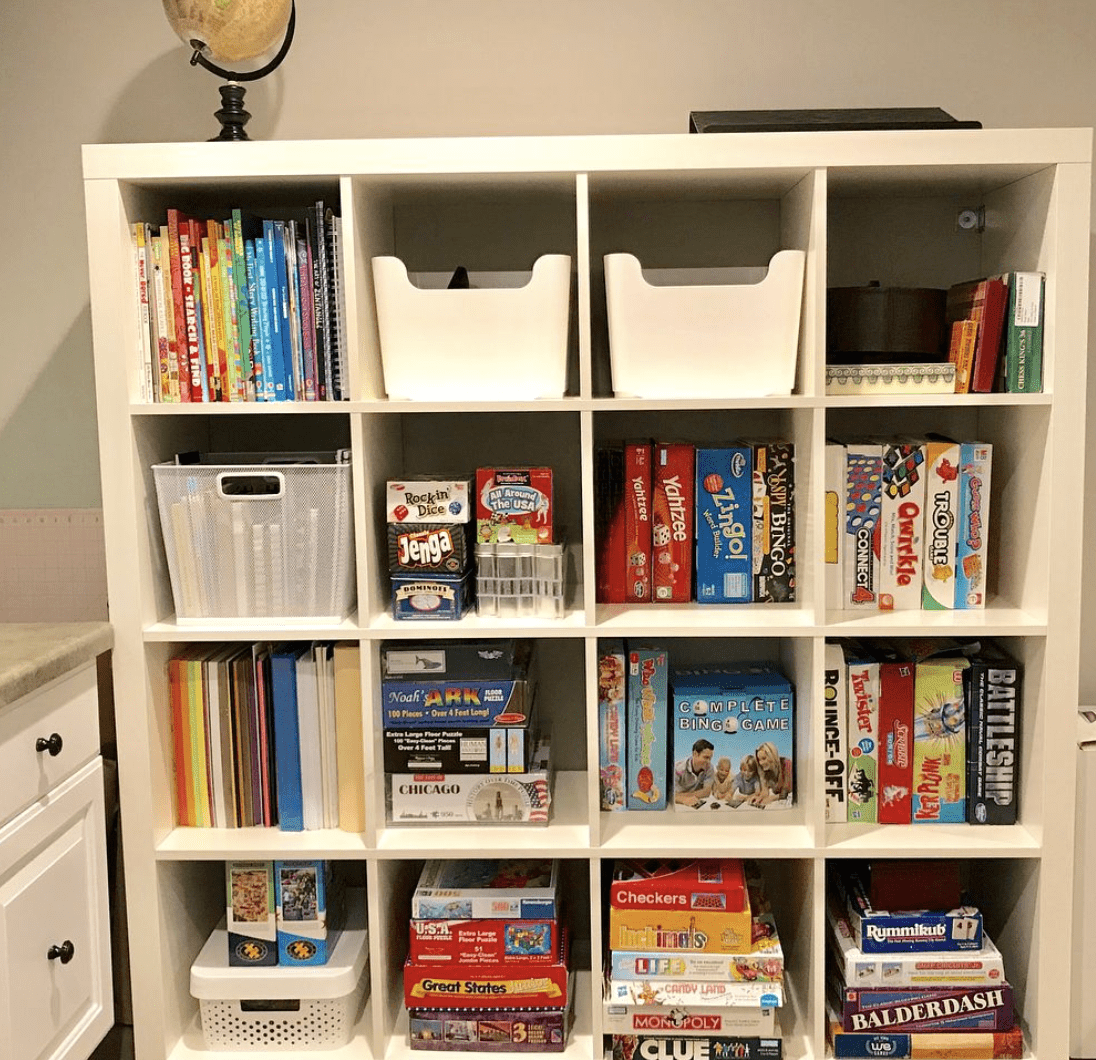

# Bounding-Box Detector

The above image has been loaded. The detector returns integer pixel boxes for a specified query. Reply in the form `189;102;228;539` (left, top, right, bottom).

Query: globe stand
187;0;295;142
211;84;251;142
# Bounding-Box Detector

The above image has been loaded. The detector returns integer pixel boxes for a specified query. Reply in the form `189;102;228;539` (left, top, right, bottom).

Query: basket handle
216;470;286;499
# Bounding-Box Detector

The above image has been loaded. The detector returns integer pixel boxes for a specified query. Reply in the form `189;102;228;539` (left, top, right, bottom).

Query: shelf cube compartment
604;249;805;398
372;254;571;400
152;456;356;623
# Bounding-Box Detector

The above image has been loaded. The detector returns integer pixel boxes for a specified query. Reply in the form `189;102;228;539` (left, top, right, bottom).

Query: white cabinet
0;663;112;1060
82;129;1091;1060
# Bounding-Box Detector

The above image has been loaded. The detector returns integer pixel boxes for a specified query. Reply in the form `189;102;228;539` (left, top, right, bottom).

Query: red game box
652;442;695;602
476;468;553;544
624;442;653;602
404;930;570;1009
409;918;560;965
611;860;748;912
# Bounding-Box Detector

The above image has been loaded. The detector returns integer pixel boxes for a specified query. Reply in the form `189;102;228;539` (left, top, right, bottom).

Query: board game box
599;639;628;810
840;983;1014;1032
912;656;969;823
843;643;880;823
388;522;473;575
828;906;1005;987
844;443;883;607
670;666;795;812
921;438;961;610
751;441;795;603
823;642;848;822
612;1036;782;1060
409;985;574;1051
411;859;560;920
626;646;670;809
387;478;473;524
391;572;475;621
405;931;569;1010
624;441;653;602
409;917;560;965
606;978;784;1009
652;442;695;602
877;656;914;824
695;446;753;603
387;736;552;824
603;1002;778;1037
965;647;1021;825
476;467;553;544
381;639;535;727
955;442;992;608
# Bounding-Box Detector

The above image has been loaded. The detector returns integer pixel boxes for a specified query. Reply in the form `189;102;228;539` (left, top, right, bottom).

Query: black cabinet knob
35;733;63;757
47;940;75;964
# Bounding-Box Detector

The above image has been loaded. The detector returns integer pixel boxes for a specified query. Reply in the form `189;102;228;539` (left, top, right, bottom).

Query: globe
162;0;296;141
163;0;293;66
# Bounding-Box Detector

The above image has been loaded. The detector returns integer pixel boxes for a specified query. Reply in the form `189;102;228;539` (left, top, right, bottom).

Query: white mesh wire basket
153;454;355;623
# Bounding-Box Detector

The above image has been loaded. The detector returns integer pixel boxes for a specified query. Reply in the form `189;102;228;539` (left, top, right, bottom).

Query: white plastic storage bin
190;895;369;1051
372;254;571;400
604;249;806;398
153;452;355;623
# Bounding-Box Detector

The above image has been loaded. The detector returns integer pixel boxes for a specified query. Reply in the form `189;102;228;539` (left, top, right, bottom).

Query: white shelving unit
82;128;1091;1060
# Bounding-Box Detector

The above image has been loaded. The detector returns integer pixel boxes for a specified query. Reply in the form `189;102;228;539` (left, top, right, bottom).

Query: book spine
130;222;155;402
752;441;795;603
166;209;195;401
966;658;1021;825
262;224;288;400
971;277;1009;393
313;202;333;399
954;443;992;609
844;444;883;608
825;443;846;607
187;226;211;401
846;655;879;823
220;229;244;401
1005;271;1045;393
878;443;926;611
823;642;848;822
230;209;256;400
598;639;628;811
948;317;978;394
298;236;317;400
270;649;304;831
877;661;914;824
282;220;304;400
324;207;345;399
624;441;653;602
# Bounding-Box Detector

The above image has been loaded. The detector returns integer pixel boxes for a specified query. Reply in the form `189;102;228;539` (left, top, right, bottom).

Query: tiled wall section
0;509;108;622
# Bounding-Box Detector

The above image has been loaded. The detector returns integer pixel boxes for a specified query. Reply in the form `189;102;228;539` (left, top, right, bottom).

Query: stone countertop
0;622;114;710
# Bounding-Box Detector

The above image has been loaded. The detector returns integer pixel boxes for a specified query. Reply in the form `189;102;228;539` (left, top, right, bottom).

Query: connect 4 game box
844;444;883;608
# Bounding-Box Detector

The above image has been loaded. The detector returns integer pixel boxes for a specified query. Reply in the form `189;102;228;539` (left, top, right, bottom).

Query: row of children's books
596;441;795;605
129;203;347;403
824;639;1021;826
826;437;991;611
168;642;364;832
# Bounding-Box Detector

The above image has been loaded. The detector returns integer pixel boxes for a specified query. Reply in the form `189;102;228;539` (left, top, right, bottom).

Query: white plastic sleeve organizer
604;249;806;399
372;254;572;401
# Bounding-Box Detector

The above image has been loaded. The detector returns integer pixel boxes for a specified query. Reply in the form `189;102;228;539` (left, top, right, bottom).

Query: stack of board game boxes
382;640;552;824
822;639;1021;826
595;441;795;605
604;859;785;1060
598;644;796;815
826;862;1021;1058
405;859;574;1051
826;438;991;612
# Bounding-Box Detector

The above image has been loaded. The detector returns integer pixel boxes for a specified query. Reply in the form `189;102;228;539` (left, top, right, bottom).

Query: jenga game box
912;656;969;823
624;441;653;602
609;859;753;954
652;442;695;602
476;467;553;544
404;930;571;1009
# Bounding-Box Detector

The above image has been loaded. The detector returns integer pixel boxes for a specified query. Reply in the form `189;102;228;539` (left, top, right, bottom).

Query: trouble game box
670;666;795;812
411;859;560;920
381;640;535;728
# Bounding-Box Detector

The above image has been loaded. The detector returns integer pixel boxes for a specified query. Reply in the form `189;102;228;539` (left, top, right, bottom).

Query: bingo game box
411;859;561;920
381;640;535;728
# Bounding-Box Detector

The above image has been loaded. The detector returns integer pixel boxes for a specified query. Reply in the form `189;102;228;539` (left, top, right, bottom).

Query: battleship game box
411;859;560;920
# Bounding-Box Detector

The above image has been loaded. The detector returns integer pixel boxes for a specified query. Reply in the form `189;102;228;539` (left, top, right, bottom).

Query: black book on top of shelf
688;107;982;134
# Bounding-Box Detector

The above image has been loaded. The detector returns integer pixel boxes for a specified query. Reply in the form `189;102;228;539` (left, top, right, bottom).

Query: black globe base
210;83;251;142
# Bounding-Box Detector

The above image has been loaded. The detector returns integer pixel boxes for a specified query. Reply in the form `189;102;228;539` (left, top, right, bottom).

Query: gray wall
3;0;1095;687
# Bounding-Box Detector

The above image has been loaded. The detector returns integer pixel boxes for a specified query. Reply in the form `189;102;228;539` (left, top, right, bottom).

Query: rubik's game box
411;859;560;920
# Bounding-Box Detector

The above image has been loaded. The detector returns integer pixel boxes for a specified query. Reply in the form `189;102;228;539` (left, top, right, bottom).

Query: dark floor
90;1025;134;1060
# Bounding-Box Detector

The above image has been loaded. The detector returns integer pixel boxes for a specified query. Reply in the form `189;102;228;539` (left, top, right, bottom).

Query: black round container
827;283;948;364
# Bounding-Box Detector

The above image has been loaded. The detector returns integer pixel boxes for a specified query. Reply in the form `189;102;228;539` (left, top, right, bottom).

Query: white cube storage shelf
604;250;806;398
83;129;1091;1060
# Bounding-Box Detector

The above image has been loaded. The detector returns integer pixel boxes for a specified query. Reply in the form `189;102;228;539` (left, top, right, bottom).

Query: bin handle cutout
216;470;286;499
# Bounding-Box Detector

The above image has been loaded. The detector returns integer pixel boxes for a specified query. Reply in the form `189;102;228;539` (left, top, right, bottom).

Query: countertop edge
0;622;114;710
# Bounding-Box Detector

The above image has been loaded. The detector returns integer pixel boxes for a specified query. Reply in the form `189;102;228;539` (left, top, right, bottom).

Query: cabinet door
0;758;112;1060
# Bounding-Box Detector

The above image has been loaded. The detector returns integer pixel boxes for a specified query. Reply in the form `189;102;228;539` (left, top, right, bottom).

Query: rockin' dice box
387;479;473;524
